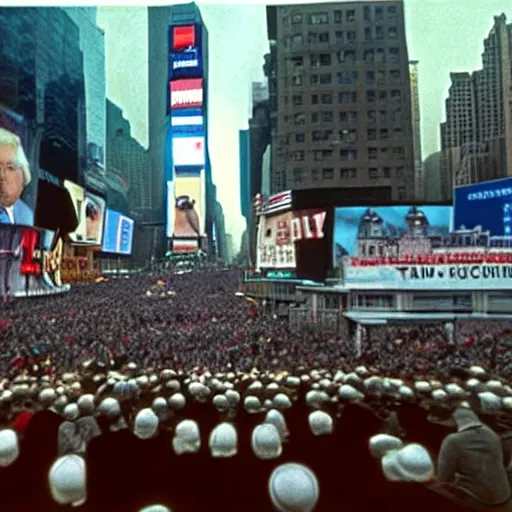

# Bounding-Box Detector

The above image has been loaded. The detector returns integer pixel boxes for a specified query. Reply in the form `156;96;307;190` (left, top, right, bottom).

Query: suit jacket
12;199;34;226
438;424;511;505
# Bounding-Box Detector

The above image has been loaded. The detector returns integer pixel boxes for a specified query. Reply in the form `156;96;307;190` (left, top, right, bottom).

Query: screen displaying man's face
0;143;24;208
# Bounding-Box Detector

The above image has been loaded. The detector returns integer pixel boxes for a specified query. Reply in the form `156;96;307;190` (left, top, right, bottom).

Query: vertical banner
173;174;204;238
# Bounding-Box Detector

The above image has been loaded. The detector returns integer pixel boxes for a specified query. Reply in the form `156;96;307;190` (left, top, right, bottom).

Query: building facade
239;129;251;223
266;1;415;200
441;14;512;187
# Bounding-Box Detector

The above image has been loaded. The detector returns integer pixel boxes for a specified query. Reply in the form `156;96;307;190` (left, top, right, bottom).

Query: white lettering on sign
171;88;203;107
173;59;199;70
291;212;326;242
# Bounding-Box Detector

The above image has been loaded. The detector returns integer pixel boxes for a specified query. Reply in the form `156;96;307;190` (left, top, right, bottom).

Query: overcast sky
97;1;512;250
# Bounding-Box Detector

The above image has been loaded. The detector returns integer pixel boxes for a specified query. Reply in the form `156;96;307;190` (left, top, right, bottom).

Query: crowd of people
0;268;510;511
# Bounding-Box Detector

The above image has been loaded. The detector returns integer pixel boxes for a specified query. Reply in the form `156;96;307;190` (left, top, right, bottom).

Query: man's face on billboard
0;143;24;208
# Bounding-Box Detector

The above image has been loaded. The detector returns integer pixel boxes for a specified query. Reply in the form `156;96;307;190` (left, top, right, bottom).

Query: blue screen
102;209;134;255
454;178;512;236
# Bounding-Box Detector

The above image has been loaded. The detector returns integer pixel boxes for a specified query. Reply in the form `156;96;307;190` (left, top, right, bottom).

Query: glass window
369;168;379;179
339;71;358;85
390;69;400;81
375;6;384;20
292;13;303;24
322;168;334;180
347;31;356;42
380;129;389;139
346;10;355;21
319;32;329;43
295;133;305;142
368;110;376;122
292;94;302;105
321;93;332;104
308;32;318;44
364;6;371;21
383;167;391;178
366;90;376;103
320;53;332;66
311;74;319;85
311;94;319;104
376;26;384;39
294;113;305;124
340;168;357;179
364;49;374;63
312;113;319;123
320;73;332;84
322;111;333;122
366;71;375;84
338;50;356;64
364;27;372;40
376;48;385;62
367;129;377;141
335;31;343;42
334;10;342;23
293;150;305;161
368;148;378;159
341;149;357;160
292;34;303;48
389;27;397;38
389;47;400;62
310;13;328;24
338;92;357;104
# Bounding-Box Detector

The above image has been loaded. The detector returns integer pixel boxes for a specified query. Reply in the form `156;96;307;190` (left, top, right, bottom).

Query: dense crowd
0;269;510;511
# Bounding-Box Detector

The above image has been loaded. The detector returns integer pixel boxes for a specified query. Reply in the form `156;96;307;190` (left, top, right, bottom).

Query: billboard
454;177;512;236
64;181;106;245
173;173;205;238
102;209;134;255
331;205;512;290
172;136;205;167
256;209;327;269
169;24;203;80
170;78;203;110
0;105;36;227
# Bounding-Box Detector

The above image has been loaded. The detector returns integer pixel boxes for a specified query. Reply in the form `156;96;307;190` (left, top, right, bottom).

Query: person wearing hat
433;407;512;510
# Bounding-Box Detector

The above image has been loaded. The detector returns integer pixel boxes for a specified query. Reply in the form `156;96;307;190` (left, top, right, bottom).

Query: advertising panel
454;177;512;236
170;78;203;110
64;180;106;245
173;174;205;238
171;110;204;135
173;239;198;253
172;136;205;167
257;208;328;269
331;205;512;290
0;105;36;226
102;209;134;255
169;24;203;80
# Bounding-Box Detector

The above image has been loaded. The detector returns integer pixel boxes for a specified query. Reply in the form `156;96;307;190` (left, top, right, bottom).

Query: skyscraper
266;1;415;201
441;14;512;186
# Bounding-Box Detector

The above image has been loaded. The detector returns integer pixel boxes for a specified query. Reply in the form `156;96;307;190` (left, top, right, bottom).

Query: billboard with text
170;78;203;110
256;209;327;269
332;205;512;290
172;135;205;167
454;177;512;236
169;24;203;80
102;209;134;255
173;173;205;239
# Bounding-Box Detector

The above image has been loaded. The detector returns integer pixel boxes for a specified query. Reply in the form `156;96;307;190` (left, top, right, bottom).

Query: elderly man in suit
435;407;512;511
0;127;34;226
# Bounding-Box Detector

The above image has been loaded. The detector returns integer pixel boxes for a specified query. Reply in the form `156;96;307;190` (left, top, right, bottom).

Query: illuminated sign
172;136;205;166
170;79;203;109
173;25;195;50
172;50;199;70
171;116;203;127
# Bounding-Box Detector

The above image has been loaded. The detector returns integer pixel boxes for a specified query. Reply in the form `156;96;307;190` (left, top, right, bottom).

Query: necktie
0;208;11;224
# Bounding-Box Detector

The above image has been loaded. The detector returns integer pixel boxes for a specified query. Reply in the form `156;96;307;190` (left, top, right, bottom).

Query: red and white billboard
173;25;195;50
170;79;203;110
172;136;205;166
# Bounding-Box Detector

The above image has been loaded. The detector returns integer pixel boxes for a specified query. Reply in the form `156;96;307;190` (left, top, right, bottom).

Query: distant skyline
97;1;512;250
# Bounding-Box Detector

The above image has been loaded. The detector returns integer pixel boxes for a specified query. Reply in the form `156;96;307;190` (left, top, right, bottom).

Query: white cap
225;389;240;406
503;397;512;410
431;389;448;401
382;444;434;483
168;393;186;410
469;366;487;377
248;380;263;391
98;397;121;418
338;384;364;402
0;429;19;467
172;420;201;455
369;434;404;459
39;388;57;404
77;394;95;416
139;505;171;512
251;424;282;460
305;390;330;408
308;411;333;436
213;394;230;411
478;391;502;413
286;376;301;387
209;422;238;458
165;380;181;393
364;376;382;394
398;386;415;400
49;454;87;506
269;463;319;512
265;409;289;441
355;365;369;376
414;381;431;393
152;397;168;415
273;393;292;410
466;378;481;388
244;396;262;414
486;380;503;392
134;408;159;439
344;372;362;387
63;403;80;421
445;383;466;397
333;371;345;383
267;382;279;391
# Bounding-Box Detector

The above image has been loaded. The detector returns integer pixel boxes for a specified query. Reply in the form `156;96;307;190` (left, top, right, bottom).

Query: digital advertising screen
256;211;296;269
328;205;512;291
102;209;134;255
170;78;204;110
0;104;35;226
173;174;205;238
64;181;106;245
454;178;512;236
171;109;204;135
169;24;203;80
172;135;205;166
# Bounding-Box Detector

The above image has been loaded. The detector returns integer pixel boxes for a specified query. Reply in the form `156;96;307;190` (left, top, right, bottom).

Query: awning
343;311;512;324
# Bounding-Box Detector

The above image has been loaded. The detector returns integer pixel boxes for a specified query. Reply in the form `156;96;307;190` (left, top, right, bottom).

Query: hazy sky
97;0;512;249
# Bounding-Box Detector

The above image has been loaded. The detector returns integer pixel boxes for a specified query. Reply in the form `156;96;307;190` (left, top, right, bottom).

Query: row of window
290;147;405;162
285;5;398;26
286;48;401;65
287;89;402;108
290;109;403;126
292;165;406;182
292;127;404;143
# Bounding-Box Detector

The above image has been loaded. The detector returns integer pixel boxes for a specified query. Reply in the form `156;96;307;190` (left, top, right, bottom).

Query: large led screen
328;205;512;291
256;211;296;269
102;209;134;255
64;180;106;245
454;178;512;236
173;173;205;238
172;136;205;167
170;78;203;110
0;105;35;226
169;24;203;80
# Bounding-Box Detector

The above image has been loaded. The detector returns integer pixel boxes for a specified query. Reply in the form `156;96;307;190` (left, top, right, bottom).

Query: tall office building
239;129;251;224
266;1;415;200
441;14;512;186
409;60;423;200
